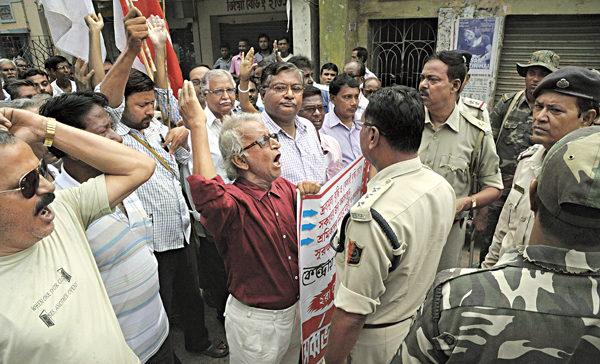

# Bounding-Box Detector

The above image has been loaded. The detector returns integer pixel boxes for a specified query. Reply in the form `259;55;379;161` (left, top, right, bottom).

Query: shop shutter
494;14;600;105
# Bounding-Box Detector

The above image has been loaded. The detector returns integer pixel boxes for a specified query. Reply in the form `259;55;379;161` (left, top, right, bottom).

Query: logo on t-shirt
32;267;77;328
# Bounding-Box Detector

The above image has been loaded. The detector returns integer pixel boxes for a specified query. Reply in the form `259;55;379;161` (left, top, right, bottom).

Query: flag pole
161;0;171;129
126;0;154;80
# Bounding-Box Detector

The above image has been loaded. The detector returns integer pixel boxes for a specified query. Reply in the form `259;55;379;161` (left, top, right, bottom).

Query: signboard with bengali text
296;157;370;364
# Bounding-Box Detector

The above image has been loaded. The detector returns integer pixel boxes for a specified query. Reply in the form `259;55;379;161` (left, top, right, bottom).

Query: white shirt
51;80;77;95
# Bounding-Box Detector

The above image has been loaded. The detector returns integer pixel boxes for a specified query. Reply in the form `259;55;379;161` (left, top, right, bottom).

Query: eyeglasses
56;66;72;71
191;79;201;87
242;133;279;151
363;89;377;96
0;159;48;199
347;74;363;79
266;84;304;95
301;105;325;114
363;122;387;136
206;88;236;97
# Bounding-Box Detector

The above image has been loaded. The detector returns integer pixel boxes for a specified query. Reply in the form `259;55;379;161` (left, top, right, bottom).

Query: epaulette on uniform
460;110;492;133
518;144;542;161
462;97;486;111
501;92;518;104
349;178;394;222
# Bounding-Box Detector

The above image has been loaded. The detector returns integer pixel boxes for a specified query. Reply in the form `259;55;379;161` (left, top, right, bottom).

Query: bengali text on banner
296;157;370;364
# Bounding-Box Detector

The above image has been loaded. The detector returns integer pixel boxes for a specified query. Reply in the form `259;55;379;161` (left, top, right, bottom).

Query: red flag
114;0;183;96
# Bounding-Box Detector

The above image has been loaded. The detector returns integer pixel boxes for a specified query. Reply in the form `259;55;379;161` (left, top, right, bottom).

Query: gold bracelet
43;117;57;147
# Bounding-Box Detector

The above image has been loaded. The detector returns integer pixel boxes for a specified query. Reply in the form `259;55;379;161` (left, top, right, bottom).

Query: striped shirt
54;169;168;363
104;88;191;252
260;111;326;185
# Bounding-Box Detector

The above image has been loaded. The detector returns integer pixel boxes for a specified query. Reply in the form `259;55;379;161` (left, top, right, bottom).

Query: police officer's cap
533;66;600;102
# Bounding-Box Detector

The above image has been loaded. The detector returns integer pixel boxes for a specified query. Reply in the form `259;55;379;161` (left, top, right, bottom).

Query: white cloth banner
296;157;370;364
41;0;106;61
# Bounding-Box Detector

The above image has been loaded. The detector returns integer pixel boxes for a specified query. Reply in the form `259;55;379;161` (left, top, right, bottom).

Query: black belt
363;316;411;329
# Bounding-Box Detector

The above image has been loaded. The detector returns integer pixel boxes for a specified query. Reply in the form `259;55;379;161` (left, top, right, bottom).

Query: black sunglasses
0;159;49;199
242;133;279;151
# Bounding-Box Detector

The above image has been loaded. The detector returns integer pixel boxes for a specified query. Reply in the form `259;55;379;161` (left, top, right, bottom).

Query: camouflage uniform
477;91;533;260
481;144;544;268
392;245;600;364
480;50;560;262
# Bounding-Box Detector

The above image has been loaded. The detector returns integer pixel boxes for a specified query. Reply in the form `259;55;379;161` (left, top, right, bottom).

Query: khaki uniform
481;144;544;268
333;158;456;364
419;104;503;271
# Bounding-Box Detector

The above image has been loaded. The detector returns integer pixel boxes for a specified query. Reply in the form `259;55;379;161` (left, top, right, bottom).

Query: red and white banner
113;0;183;96
297;157;370;364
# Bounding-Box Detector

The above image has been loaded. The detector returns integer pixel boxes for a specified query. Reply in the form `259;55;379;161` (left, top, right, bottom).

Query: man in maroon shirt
178;80;320;364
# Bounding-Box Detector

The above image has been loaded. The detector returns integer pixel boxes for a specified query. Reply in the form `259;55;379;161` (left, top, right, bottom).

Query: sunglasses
0;159;49;199
242;133;279;151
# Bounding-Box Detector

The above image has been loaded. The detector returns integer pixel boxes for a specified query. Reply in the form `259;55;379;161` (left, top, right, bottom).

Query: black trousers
198;229;229;323
155;238;210;352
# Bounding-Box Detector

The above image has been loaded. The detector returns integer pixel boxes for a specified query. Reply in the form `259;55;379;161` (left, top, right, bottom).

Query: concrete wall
320;0;600;71
195;0;314;65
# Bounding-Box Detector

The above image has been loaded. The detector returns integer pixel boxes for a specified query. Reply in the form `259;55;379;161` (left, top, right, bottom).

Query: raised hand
178;80;207;130
273;40;283;62
72;57;94;91
240;47;257;81
84;13;104;32
0;108;47;145
123;7;148;55
147;15;167;49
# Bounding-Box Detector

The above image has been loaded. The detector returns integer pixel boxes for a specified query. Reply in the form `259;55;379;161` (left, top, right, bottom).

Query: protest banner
296;157;370;364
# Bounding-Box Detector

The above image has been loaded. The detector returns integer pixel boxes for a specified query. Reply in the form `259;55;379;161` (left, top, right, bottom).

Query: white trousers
224;295;301;364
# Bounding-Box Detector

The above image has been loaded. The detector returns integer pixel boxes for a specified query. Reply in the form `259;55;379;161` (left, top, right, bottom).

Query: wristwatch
43;117;57;147
470;195;477;210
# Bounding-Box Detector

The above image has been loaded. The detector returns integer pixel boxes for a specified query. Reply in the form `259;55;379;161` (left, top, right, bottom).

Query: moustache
420;90;429;97
220;100;232;105
34;193;55;216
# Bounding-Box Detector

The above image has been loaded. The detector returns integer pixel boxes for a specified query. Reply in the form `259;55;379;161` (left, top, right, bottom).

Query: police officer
395;124;600;364
324;86;456;364
418;50;503;271
481;66;600;268
479;50;559;262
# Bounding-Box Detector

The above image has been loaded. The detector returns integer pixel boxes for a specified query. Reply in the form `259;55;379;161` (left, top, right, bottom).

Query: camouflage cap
516;50;560;77
537;126;600;228
533;66;600;102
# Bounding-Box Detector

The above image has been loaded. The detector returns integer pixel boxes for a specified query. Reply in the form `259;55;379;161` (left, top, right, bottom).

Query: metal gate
0;34;54;69
370;18;437;88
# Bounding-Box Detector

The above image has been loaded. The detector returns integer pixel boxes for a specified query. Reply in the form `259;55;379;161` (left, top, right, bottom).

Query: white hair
218;112;263;180
200;69;235;93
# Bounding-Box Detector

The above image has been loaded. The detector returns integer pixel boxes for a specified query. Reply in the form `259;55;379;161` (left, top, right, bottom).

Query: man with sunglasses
362;78;381;100
260;62;326;185
0;106;155;363
324;86;456;364
178;80;320;364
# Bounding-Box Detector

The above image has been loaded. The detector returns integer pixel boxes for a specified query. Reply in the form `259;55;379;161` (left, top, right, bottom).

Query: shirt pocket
502;118;531;146
438;154;469;188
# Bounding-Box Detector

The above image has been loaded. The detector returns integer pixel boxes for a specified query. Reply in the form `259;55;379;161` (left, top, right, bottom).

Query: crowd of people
2;6;600;364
